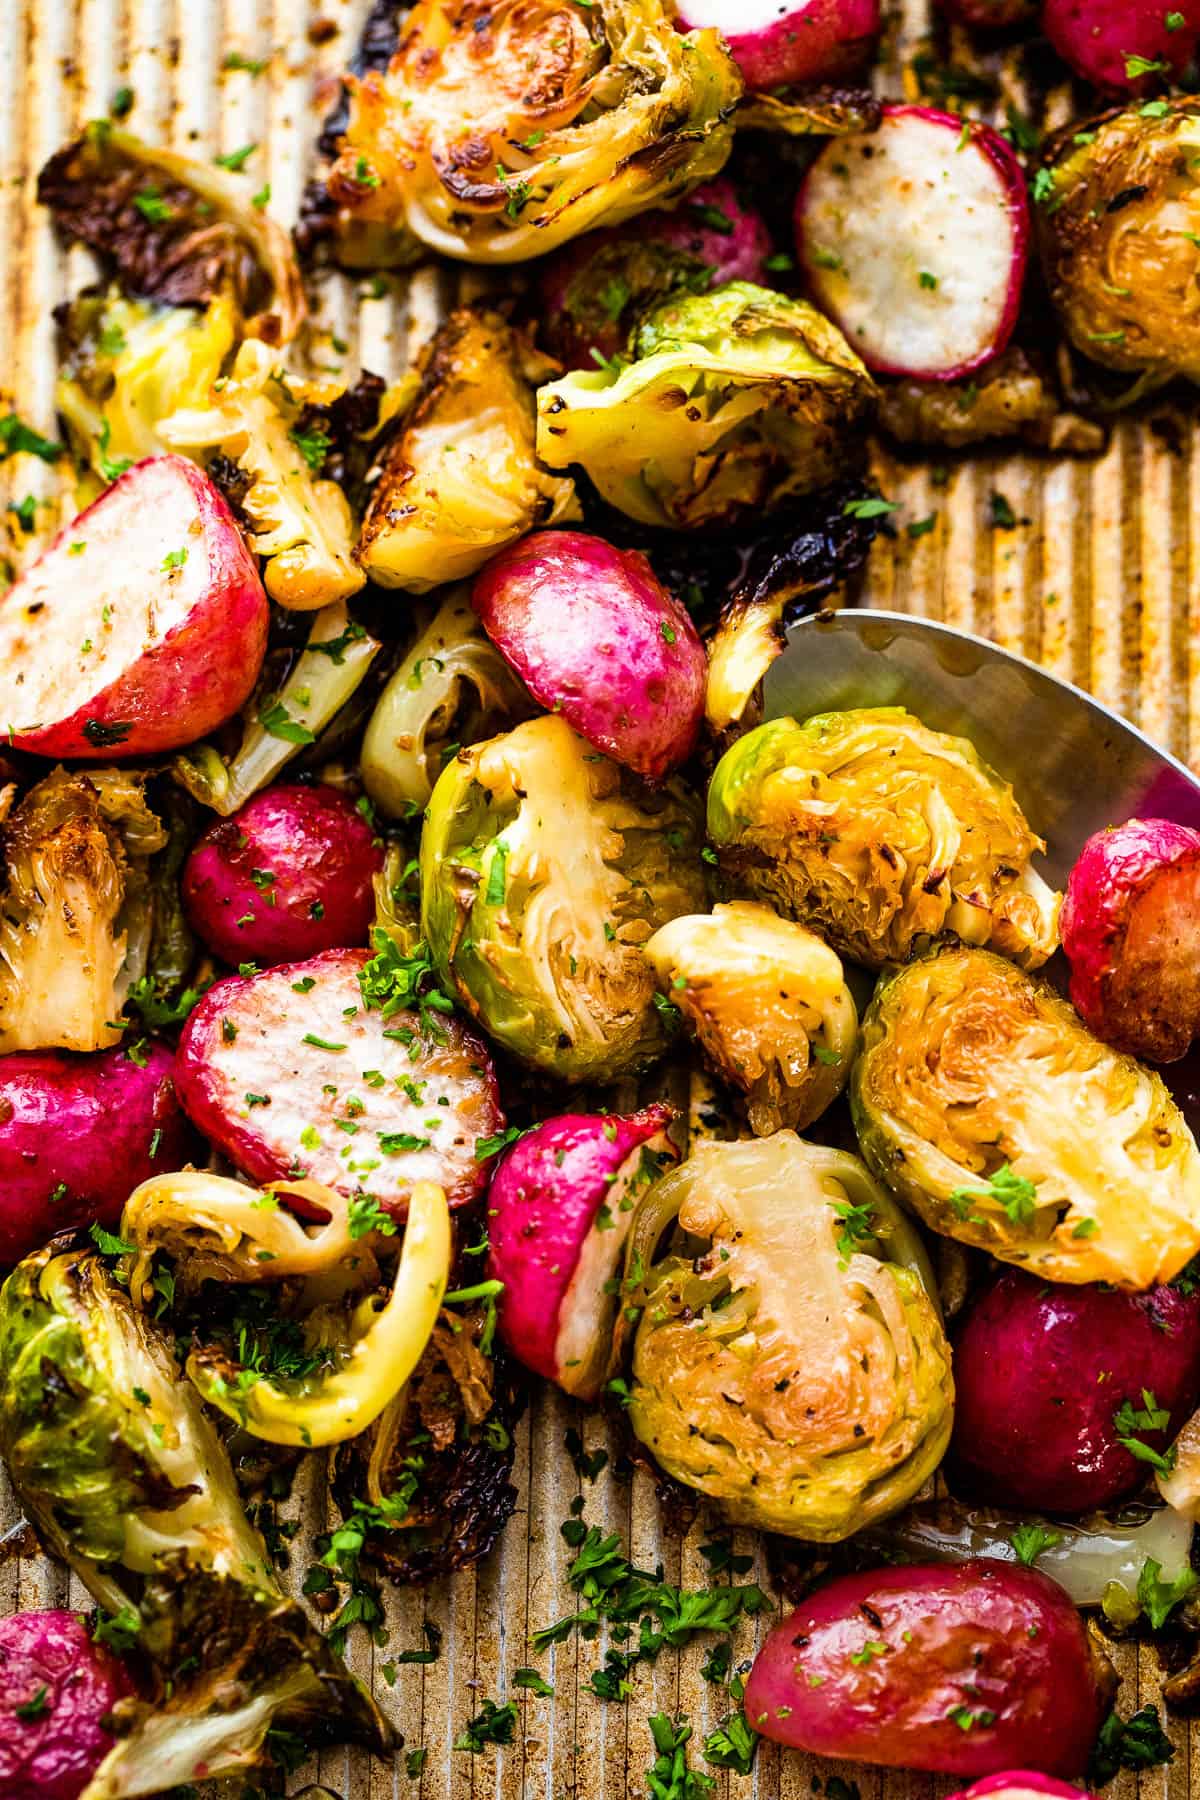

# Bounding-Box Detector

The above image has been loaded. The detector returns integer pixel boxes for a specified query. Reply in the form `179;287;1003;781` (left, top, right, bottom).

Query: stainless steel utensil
764;609;1200;888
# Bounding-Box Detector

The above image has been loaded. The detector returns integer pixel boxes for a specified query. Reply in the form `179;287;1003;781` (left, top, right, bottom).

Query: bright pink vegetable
182;783;384;968
0;1043;195;1264
0;1610;134;1800
1061;817;1200;1062
1041;0;1200;93
948;1268;1200;1514
0;455;268;758
796;105;1029;379
744;1561;1106;1776
538;178;771;370
176;949;502;1217
673;0;881;89
939;0;1036;24
473;532;706;781
949;1775;1089;1800
486;1104;677;1399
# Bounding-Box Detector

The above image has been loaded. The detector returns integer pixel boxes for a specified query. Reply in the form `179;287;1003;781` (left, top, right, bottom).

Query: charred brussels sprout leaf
420;715;707;1082
707;707;1060;970
355;310;579;593
643;902;857;1134
319;0;742;266
536;281;874;529
38;124;304;346
0;767;166;1053
851;947;1200;1288
624;1132;953;1539
361;586;531;815
1038;99;1200;391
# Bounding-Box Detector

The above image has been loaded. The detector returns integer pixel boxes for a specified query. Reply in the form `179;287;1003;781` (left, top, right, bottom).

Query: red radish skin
0;1610;135;1800
744;1561;1106;1776
1042;0;1200;93
1061;818;1200;1062
176;949;502;1216
0;1043;196;1265
795;106;1029;380
674;0;881;90
0;455;268;759
949;1776;1089;1800
538;178;772;369
183;784;384;968
486;1105;677;1398
948;1268;1200;1514
939;0;1036;25
473;532;706;780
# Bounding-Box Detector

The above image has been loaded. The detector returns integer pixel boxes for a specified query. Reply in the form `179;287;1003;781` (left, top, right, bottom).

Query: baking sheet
0;2;1197;1797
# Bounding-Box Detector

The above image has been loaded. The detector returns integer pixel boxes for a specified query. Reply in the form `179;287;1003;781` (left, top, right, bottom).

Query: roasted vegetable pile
4;3;1200;1796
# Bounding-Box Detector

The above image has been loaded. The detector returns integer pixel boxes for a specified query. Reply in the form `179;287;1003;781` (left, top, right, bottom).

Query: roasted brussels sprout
356;310;579;593
707;708;1060;970
320;0;741;266
536;281;874;529
362;589;530;816
1037;100;1200;388
421;714;707;1081
643;902;857;1133
851;947;1200;1288
38;124;305;346
158;340;365;608
0;769;166;1054
624;1132;954;1539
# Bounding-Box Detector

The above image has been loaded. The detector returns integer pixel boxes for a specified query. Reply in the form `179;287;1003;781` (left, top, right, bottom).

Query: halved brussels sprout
420;714;707;1081
624;1132;954;1540
1037;99;1200;389
643;902;856;1133
536;280;874;529
361;587;530;816
707;707;1060;970
355;310;579;593
851;947;1200;1288
321;0;741;265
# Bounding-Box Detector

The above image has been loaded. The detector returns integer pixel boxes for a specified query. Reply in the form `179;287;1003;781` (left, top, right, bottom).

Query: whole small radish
1042;0;1200;93
0;1610;135;1800
182;783;384;967
673;0;881;90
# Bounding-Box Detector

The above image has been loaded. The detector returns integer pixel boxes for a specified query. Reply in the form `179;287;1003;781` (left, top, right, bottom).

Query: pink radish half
1042;0;1200;94
486;1104;677;1400
795;105;1030;380
674;0;881;90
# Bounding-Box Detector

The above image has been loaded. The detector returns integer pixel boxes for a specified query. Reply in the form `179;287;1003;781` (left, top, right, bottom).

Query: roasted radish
0;455;269;758
486;1105;678;1399
176;949;503;1216
1061;818;1200;1062
796;105;1029;379
1042;0;1200;93
674;0;881;90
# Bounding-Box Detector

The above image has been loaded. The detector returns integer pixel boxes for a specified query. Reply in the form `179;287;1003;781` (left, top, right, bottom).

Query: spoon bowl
764;609;1200;889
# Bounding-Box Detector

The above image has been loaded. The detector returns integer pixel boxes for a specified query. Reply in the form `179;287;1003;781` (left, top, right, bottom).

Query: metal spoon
764;608;1200;888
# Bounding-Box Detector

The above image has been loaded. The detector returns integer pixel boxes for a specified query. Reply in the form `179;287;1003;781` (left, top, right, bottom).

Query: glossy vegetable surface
472;531;706;780
182;784;383;967
0;1610;134;1800
1041;0;1200;92
176;948;502;1214
1060;817;1200;1062
948;1269;1200;1512
708;709;1059;969
626;1132;954;1539
852;947;1200;1287
0;456;268;758
0;1044;194;1264
744;1561;1107;1774
674;0;880;89
487;1104;677;1398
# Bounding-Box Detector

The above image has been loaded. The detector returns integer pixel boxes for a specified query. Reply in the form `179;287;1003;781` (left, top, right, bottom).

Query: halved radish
1042;0;1200;94
795;105;1030;380
674;0;881;90
0;454;269;758
486;1105;678;1400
